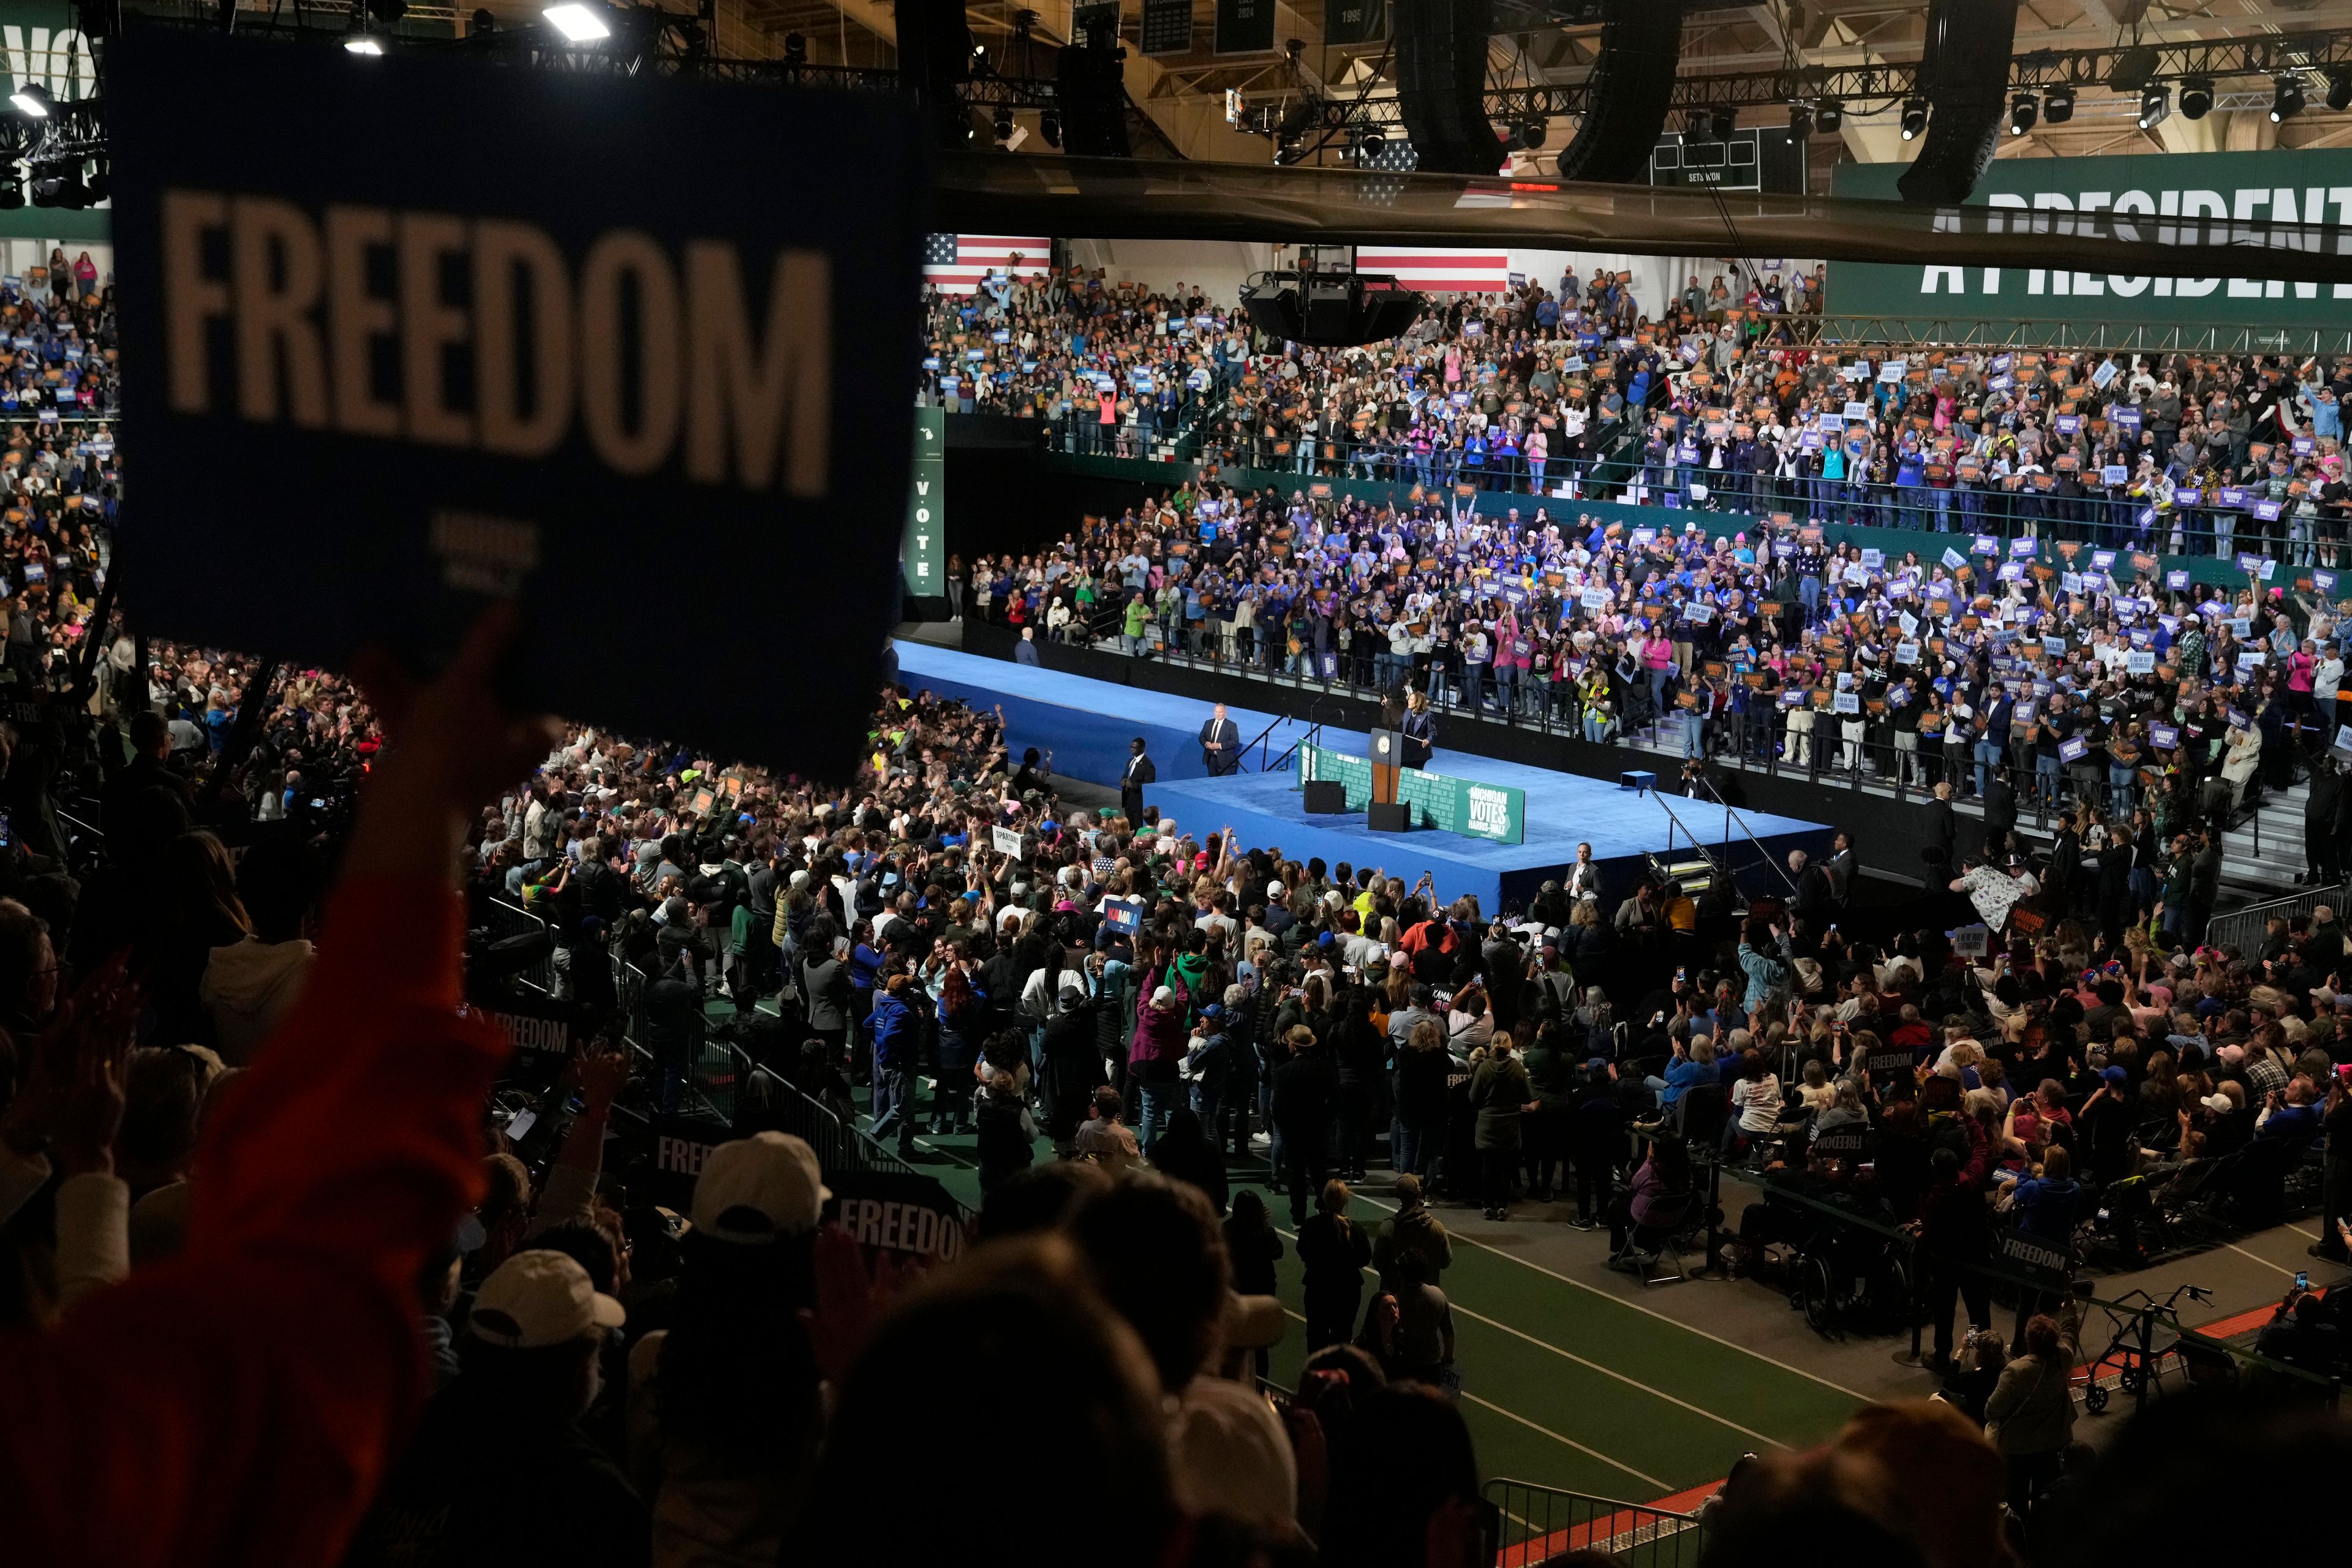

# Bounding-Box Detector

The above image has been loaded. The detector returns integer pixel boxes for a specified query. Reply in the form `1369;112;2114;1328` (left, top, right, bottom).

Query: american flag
1353;247;1512;294
922;234;1054;294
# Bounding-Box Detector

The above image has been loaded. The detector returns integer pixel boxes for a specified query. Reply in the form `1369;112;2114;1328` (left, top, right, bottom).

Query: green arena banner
1324;0;1387;47
1828;149;2352;331
1214;0;1276;55
1297;743;1526;844
905;405;945;601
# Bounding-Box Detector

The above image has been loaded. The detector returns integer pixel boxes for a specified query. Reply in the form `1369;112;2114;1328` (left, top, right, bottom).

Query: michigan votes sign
111;31;925;777
1829;149;2352;331
1297;743;1527;843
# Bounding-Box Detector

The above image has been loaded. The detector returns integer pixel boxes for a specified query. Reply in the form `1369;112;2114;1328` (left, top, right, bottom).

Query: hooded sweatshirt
200;937;317;1065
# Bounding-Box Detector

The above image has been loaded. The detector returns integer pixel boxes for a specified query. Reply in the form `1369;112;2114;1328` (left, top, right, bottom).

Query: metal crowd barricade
484;896;557;995
1731;1172;2341;1413
1483;1478;1708;1568
2204;882;2351;957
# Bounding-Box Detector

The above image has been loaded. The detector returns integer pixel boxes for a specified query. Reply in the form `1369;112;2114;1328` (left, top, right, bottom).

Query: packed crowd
924;260;2346;565
1;254;2346;1568
959;483;2348;891
12;606;2342;1565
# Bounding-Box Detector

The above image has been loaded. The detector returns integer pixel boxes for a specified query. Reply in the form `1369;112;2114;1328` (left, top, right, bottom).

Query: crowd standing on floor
0;258;2347;1568
957;479;2352;902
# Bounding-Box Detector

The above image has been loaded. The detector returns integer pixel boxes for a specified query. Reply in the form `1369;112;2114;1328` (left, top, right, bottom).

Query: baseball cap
2201;1092;2234;1115
690;1131;831;1243
1222;1292;1286;1351
467;1250;627;1348
1267;880;1286;900
2100;1065;2128;1085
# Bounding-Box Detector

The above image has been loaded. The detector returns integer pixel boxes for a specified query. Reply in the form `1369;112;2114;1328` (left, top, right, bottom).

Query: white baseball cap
467;1250;626;1348
691;1131;831;1243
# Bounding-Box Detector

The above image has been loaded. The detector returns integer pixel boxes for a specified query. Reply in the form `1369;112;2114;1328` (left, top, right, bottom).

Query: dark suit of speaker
1121;750;1155;825
1392;0;1506;175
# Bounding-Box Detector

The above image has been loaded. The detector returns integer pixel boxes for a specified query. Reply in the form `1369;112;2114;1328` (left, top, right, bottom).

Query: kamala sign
1829;149;2352;329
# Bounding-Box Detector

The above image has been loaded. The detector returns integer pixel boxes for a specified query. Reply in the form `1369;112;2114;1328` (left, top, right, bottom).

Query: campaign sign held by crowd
110;31;925;776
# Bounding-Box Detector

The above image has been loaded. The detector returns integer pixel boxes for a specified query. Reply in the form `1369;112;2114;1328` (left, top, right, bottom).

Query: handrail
1267;722;1322;776
2204;880;2351;956
1689;772;1804;897
1482;1476;1707;1568
1646;791;1724;886
1240;711;1288;772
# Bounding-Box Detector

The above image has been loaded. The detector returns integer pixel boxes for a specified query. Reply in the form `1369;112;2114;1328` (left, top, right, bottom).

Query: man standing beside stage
1200;703;1242;777
1123;736;1156;824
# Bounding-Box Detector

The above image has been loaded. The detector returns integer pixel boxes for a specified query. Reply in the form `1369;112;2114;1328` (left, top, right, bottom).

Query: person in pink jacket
1642;629;1675;722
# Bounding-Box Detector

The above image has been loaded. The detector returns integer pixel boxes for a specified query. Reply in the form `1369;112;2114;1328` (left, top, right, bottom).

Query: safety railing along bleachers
1483;1479;1708;1568
483;895;558;995
2203;881;2352;957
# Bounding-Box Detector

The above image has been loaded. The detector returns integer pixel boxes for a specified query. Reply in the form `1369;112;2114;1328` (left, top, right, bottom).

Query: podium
1367;728;1411;833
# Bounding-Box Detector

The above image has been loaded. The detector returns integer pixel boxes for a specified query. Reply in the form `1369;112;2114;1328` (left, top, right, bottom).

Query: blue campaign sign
110;31;925;776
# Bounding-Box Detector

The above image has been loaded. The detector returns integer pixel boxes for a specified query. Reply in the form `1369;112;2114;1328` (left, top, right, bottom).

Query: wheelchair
1787;1211;1914;1338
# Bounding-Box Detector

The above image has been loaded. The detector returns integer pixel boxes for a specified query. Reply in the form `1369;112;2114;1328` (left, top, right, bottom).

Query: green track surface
708;997;1861;1503
877;1108;1860;1500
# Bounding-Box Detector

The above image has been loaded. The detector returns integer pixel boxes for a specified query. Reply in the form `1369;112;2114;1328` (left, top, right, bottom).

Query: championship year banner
110;30;926;777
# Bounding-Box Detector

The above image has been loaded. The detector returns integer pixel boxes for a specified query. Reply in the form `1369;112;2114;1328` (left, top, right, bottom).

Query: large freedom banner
110;30;925;777
1828;149;2352;331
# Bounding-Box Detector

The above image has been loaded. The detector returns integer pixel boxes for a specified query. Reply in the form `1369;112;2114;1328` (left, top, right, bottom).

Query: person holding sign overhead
1198;703;1241;777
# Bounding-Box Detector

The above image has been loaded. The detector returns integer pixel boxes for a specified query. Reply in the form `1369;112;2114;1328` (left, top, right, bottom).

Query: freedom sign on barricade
111;31;925;777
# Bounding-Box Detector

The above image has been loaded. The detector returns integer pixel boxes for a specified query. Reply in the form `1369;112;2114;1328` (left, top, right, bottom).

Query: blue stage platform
892;639;1835;912
894;639;1312;788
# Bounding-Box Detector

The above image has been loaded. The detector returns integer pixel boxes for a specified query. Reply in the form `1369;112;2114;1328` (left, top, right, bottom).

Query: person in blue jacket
867;974;929;1155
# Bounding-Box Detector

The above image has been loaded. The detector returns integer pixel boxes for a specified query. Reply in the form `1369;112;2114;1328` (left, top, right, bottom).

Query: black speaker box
1392;0;1505;175
1303;780;1347;814
1057;42;1133;159
1368;802;1413;833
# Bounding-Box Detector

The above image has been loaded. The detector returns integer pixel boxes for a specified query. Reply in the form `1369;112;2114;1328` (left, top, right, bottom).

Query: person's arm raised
2;605;558;1568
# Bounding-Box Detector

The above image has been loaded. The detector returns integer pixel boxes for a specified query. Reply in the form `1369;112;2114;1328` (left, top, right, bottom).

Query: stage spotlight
1039;110;1061;146
0;179;21;211
2043;85;2073;124
2179;78;2213;119
2328;72;2352;112
1709;104;1736;141
783;31;807;63
541;3;609;42
2007;93;2036;135
341;33;382;54
9;83;50;117
1789;101;1813;138
1813;98;1842;132
2272;75;2304;123
2138;85;2169;129
992;106;1014;141
1520;115;1548;149
1899;97;1928;140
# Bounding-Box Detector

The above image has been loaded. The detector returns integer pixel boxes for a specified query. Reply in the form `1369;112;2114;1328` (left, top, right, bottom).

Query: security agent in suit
1121;736;1155;824
1199;703;1242;777
1824;830;1856;907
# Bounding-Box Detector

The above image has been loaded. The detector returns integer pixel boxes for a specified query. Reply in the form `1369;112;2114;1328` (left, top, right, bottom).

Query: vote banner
1215;0;1276;53
904;405;944;604
110;30;924;778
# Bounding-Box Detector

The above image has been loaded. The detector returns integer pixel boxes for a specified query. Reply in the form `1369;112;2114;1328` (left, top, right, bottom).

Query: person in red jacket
0;606;559;1568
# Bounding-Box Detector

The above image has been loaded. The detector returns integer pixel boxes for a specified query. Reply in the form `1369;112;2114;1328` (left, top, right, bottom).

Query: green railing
1483;1478;1709;1568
